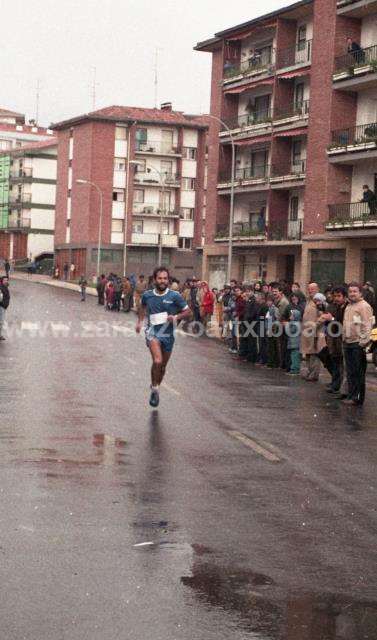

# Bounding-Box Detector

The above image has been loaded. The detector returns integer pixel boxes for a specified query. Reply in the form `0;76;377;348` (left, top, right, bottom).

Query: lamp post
204;114;236;285
133;162;167;265
123;159;141;277
76;179;103;278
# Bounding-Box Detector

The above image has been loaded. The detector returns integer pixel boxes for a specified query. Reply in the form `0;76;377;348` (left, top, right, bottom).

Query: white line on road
229;431;281;463
161;383;181;397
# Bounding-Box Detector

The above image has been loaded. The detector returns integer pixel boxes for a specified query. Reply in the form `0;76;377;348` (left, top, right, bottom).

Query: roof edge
51;112;208;131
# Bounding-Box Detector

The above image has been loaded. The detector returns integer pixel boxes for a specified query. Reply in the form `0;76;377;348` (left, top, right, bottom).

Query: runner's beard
156;282;168;292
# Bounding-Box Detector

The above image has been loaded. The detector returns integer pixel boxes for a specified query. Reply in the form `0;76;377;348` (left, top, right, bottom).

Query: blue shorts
145;326;175;353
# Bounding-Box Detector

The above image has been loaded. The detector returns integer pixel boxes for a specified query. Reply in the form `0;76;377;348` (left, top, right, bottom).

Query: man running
136;267;191;407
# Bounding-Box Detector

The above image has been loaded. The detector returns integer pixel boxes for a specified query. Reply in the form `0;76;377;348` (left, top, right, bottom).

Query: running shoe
149;387;160;408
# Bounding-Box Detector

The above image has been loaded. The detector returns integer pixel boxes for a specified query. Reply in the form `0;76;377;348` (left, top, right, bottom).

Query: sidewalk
9;272;98;296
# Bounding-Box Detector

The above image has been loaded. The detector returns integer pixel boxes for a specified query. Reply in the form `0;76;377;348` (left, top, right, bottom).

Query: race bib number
150;312;168;325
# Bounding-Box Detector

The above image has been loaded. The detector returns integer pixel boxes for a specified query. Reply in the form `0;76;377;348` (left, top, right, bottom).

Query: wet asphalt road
1;280;377;640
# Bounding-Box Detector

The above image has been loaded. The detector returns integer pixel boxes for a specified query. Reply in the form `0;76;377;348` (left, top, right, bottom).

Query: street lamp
76;179;103;278
123;159;141;277
204;114;236;285
132;161;167;265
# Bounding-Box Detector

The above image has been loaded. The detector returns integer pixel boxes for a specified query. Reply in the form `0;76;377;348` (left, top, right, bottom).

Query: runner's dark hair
153;266;170;279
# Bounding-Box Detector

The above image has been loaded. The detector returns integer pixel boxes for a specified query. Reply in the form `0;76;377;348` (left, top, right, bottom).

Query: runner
136;267;191;407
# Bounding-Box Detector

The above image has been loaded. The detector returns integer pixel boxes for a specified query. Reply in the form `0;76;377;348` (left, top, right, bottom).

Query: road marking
229;431;281;463
161;383;181;397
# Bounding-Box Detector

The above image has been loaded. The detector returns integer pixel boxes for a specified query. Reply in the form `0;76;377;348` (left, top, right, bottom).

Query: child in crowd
286;307;302;375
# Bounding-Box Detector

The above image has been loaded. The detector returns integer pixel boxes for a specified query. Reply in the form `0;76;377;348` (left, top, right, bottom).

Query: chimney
160;102;172;112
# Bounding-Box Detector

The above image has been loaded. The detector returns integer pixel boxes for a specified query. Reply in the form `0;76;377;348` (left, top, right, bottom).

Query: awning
277;68;311;80
234;135;271;147
224;78;274;94
274;127;307;138
226;22;276;41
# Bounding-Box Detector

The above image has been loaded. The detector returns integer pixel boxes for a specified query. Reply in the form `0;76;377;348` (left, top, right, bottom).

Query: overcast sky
4;0;289;126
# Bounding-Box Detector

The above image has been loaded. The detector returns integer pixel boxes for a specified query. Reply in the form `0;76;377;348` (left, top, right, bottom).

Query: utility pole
35;79;41;124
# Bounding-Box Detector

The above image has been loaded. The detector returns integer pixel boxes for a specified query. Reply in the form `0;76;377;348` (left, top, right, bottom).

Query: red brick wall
271;137;291;176
13;233;27;260
0;232;10;259
273;78;295;118
268;190;289;233
275;17;298;69
304;0;338;235
70;122;93;243
89;121;115;244
55;130;70;247
205;45;224;243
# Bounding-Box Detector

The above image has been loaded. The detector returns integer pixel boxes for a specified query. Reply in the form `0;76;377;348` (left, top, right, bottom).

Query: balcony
333;44;377;89
223;49;275;86
220;109;272;138
135;141;181;156
277;40;312;71
273;100;310;127
9;167;33;181
215;219;302;243
270;160;306;187
134;172;180;187
218;164;270;191
327;201;377;230
133;203;180;218
6;214;31;230
131;232;178;247
328;121;377;162
337;0;377;17
8;193;32;208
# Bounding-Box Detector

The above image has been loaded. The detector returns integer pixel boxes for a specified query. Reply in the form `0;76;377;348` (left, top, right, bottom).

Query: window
91;249;122;262
292;140;302;166
114;157;126;171
113;189;125;202
294;83;305;109
159;190;171;211
161;130;173;152
162;221;173;234
289;196;299;221
115;126;127;140
135;159;146;173
161;160;173;176
132;220;143;234
111;219;123;233
182;177;196;190
133;189;145;203
0;139;11;150
180;208;194;220
297;25;307;50
183;147;197;160
136;128;148;151
178;237;193;250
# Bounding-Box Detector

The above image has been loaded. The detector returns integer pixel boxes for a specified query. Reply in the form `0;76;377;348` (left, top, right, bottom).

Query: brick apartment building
196;0;377;290
52;104;208;280
0;107;56;262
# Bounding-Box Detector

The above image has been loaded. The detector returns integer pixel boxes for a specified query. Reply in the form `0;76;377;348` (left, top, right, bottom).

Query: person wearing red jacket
200;281;215;329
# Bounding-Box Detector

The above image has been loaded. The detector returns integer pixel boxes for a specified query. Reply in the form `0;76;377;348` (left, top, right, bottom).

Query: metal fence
271;160;306;177
224;49;274;79
330;121;377;147
215;218;302;240
135;141;181;155
334;44;377;73
274;99;310;121
223;108;272;131
277;40;312;69
219;164;270;183
328;201;377;222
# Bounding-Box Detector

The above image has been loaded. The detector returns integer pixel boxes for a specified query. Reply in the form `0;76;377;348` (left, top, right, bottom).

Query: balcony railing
134;172;180;186
219;164;270;184
132;203;180;216
7;214;31;229
10;167;33;179
131;232;178;247
135;141;181;155
328;201;377;225
329;121;377;148
277;39;312;69
271;160;306;178
215;218;302;241
9;193;32;205
222;109;272;131
224;49;274;80
273;100;310;121
215;221;266;239
334;44;377;73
